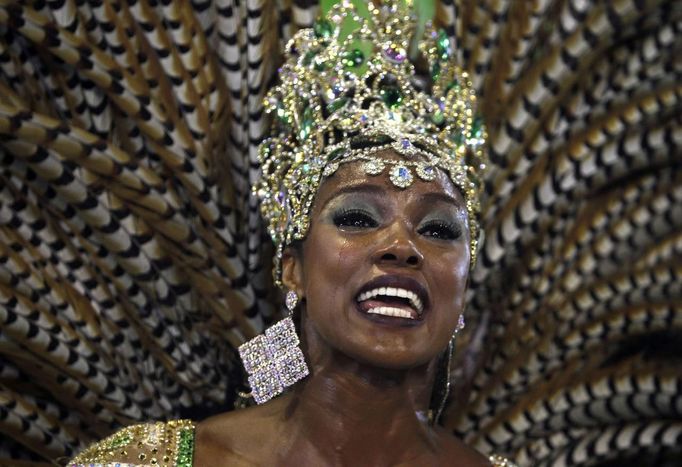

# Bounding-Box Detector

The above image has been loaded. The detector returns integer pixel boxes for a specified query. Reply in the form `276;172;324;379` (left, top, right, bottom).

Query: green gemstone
276;102;290;125
328;148;346;161
303;50;316;66
108;433;131;449
326;97;348;113
446;79;460;94
470;115;483;138
299;106;313;140
437;30;451;60
314;19;333;38
431;111;444;125
176;428;195;467
452;130;465;145
342;48;365;68
431;62;441;80
314;58;329;71
380;87;403;109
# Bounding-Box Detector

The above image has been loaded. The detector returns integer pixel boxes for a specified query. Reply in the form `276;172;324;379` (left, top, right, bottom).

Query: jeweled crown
256;0;488;284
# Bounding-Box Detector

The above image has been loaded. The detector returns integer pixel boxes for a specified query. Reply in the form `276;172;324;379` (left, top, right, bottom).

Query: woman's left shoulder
69;419;195;467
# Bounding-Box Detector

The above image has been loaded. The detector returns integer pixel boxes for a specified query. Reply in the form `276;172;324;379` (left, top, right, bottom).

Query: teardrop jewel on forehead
255;0;488;285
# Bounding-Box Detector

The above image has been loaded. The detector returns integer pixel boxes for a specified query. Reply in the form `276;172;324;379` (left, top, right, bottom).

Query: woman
70;1;516;465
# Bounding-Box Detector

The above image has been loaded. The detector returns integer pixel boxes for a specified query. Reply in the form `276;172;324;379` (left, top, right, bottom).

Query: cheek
432;247;469;318
302;226;365;307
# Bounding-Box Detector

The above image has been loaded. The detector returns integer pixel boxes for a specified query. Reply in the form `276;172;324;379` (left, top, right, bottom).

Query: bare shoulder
69;419;194;466
194;398;288;466
433;425;501;467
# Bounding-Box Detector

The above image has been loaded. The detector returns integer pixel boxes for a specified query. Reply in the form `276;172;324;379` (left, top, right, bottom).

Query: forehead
313;151;466;211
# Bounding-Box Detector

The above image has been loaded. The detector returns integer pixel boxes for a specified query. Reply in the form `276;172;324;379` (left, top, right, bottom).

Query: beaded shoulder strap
69;419;195;467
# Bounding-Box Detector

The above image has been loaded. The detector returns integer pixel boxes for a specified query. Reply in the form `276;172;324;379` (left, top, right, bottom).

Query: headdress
255;0;488;284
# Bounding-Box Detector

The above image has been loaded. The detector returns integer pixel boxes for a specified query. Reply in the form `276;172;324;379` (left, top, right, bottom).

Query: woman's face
282;153;471;370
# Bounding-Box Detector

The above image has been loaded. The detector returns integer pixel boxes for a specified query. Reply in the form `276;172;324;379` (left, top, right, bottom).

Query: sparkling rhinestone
266;318;299;354
383;44;406;63
275;346;309;386
238;335;268;373
323;162;339;177
362;159;385;175
389;164;413;188
401;138;411;149
416;164;437;181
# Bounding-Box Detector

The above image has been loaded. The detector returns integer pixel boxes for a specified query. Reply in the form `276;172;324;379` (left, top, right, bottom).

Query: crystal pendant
389;164;413;188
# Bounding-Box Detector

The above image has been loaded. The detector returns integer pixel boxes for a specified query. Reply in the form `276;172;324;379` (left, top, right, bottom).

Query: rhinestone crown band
256;0;488;284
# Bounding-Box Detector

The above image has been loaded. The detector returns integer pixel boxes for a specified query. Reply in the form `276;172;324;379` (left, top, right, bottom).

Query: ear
281;246;304;298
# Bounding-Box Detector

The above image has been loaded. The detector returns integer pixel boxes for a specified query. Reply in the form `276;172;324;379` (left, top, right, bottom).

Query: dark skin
193;152;492;466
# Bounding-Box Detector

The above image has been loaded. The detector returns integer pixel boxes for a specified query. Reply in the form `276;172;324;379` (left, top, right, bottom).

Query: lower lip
354;302;424;327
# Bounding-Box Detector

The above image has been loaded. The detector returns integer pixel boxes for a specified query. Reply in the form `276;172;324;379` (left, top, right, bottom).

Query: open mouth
355;276;428;322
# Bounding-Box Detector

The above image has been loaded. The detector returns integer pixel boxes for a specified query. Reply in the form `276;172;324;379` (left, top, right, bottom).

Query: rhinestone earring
238;290;309;404
456;314;465;333
433;313;466;423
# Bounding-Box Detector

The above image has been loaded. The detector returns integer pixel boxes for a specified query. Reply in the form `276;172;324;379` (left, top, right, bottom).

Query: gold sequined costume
69;419;517;466
0;0;680;466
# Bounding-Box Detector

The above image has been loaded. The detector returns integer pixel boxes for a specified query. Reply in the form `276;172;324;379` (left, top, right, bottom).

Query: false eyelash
418;220;462;240
332;208;378;228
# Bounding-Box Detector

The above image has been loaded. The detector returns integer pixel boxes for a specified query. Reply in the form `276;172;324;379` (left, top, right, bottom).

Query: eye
333;209;378;229
418;220;461;240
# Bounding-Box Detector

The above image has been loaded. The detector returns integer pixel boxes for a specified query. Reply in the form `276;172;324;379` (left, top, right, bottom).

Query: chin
340;342;436;372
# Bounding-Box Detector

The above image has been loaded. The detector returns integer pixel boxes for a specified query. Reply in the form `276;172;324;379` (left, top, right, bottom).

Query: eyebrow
320;183;464;211
319;184;386;210
418;192;465;210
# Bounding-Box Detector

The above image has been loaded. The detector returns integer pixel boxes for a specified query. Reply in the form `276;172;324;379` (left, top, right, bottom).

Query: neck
281;328;440;464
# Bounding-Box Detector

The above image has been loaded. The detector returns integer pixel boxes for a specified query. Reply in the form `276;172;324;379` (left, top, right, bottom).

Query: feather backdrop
0;0;680;465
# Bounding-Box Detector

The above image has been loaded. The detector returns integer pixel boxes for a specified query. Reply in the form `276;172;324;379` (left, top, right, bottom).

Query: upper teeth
357;287;424;314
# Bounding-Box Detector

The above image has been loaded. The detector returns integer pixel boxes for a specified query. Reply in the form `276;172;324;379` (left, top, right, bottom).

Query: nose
373;222;424;268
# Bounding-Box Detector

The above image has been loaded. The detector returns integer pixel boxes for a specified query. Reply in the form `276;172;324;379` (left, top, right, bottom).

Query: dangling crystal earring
433;313;466;423
238;290;309;404
456;314;465;333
